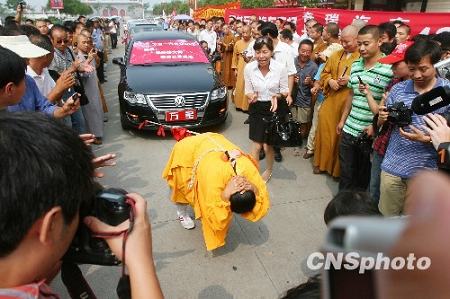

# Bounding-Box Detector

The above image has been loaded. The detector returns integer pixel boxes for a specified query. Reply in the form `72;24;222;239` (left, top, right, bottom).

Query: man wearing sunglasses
49;25;93;133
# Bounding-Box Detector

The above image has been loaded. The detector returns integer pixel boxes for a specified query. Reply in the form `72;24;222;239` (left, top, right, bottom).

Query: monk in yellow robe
231;25;253;112
313;25;360;178
162;133;270;251
220;25;237;89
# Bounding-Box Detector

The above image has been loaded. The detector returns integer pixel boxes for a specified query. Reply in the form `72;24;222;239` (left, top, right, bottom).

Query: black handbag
266;111;303;147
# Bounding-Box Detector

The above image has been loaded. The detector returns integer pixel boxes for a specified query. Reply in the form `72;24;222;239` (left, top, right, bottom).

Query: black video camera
386;101;413;127
63;188;131;266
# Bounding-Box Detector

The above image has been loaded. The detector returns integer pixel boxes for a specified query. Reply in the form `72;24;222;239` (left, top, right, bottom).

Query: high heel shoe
262;169;273;183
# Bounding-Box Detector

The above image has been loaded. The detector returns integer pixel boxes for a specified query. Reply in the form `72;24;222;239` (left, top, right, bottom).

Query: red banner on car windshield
130;39;209;65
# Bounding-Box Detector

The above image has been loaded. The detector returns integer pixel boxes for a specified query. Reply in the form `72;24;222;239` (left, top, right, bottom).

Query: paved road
52;44;339;299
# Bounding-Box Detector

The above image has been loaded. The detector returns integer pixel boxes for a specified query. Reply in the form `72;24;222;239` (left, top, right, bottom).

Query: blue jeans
369;151;383;204
63;109;86;134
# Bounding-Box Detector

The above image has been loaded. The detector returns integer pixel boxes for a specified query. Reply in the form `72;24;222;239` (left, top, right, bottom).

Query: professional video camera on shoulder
412;84;450;172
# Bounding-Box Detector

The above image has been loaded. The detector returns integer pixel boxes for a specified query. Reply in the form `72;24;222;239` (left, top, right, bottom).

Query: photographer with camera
378;40;450;216
0;112;163;299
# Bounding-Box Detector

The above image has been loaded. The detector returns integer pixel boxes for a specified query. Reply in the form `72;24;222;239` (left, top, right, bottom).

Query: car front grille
146;93;209;110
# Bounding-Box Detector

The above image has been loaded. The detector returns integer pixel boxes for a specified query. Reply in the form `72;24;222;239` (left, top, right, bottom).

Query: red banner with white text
50;0;64;9
225;7;450;36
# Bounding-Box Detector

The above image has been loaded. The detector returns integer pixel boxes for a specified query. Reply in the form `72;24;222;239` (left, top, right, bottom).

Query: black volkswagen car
113;31;228;130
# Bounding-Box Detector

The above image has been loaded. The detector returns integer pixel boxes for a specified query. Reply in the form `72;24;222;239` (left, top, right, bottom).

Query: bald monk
162;133;270;251
313;25;360;178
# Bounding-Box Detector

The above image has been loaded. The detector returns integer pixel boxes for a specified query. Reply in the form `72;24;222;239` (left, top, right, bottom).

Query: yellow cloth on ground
313;49;360;178
162;133;270;251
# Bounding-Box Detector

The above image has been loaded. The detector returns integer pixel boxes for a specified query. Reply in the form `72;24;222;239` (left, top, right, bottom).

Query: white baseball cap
0;35;49;58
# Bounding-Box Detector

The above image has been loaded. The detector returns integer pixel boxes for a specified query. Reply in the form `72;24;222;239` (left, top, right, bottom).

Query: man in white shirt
108;19;118;49
198;20;217;54
290;19;316;43
283;21;303;44
27;34;75;104
279;28;299;58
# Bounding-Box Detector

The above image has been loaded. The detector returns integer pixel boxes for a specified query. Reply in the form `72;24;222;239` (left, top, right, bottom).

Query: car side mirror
112;57;124;65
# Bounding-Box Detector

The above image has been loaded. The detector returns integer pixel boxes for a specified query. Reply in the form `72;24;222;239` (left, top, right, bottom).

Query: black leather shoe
259;149;265;160
274;148;283;162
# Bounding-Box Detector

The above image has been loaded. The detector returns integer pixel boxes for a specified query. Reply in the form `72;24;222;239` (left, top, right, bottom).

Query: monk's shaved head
340;25;359;53
341;25;359;38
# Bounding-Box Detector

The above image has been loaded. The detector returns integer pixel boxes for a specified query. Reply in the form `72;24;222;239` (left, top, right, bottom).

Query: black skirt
249;101;273;144
249;99;299;146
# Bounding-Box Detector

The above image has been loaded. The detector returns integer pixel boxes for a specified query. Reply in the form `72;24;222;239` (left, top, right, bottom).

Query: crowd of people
169;14;450;218
0;6;123;144
1;4;450;298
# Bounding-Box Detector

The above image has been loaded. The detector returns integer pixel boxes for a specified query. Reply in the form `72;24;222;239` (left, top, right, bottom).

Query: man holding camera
0;112;163;298
378;40;450;216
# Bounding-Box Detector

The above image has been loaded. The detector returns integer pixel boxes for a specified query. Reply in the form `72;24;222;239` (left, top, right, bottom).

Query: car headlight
210;86;227;102
124;91;147;105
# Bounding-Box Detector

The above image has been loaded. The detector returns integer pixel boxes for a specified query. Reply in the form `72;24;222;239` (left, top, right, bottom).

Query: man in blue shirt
92;18;106;83
379;40;450;216
0;35;79;118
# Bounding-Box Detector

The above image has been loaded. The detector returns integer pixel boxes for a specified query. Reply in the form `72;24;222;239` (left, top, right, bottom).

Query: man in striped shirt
337;25;393;191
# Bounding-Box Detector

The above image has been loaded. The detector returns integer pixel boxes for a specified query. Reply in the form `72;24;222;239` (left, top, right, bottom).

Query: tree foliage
241;0;274;8
298;0;320;7
6;0;20;10
197;0;229;8
152;1;189;16
46;0;93;16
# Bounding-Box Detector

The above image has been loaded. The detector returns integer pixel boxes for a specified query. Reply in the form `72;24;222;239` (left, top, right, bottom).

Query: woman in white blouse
244;36;289;182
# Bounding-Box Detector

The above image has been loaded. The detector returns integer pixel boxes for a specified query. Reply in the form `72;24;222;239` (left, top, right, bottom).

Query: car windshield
129;39;209;65
130;24;162;34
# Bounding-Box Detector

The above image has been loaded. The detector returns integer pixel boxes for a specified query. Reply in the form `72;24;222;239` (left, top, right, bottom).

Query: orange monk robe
311;39;327;64
231;38;253;111
220;33;238;88
313;49;360;178
162;133;270;251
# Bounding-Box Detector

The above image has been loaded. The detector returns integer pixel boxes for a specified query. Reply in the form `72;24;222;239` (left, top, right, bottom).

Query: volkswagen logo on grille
174;95;186;107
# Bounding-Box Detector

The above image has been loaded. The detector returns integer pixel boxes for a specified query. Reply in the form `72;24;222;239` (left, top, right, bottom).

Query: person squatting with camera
162;133;270;251
0;112;163;299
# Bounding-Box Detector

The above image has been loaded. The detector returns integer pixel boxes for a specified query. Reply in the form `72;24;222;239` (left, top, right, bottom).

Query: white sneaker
177;212;195;229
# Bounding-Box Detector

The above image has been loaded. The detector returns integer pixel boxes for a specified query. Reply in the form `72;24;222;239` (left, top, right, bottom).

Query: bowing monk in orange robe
162;133;270;251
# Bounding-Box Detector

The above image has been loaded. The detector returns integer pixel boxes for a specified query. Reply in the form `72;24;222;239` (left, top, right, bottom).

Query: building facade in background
80;0;144;18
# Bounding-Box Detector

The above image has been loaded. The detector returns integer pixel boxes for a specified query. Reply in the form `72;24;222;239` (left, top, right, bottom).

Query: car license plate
165;109;197;122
